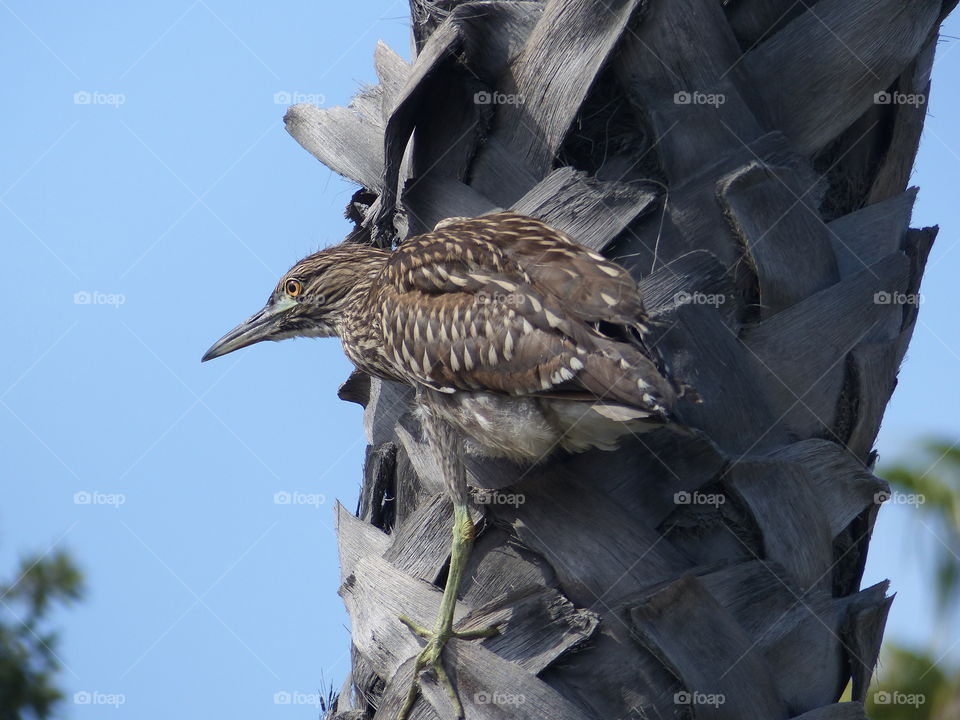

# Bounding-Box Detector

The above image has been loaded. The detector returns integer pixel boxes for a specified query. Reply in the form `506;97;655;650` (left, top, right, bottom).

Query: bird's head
201;243;389;362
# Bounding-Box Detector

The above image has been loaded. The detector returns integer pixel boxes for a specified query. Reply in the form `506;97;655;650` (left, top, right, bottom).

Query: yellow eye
285;279;303;297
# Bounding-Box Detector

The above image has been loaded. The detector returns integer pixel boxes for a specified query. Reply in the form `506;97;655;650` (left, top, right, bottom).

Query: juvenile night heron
202;212;681;719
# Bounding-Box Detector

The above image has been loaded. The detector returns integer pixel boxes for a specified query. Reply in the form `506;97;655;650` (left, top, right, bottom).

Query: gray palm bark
283;1;957;718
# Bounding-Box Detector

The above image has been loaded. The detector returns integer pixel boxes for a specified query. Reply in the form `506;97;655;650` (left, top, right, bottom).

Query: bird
202;212;683;719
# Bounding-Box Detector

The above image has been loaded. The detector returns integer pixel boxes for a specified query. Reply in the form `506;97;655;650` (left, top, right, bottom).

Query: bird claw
395;615;499;720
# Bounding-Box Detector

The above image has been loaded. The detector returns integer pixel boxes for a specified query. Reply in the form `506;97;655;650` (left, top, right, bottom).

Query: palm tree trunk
284;1;957;718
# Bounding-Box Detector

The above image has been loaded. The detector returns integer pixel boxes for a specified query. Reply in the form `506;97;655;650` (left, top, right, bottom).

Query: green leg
396;500;498;720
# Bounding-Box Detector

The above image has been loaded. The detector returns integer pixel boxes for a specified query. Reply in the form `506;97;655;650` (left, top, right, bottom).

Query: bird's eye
285;279;303;297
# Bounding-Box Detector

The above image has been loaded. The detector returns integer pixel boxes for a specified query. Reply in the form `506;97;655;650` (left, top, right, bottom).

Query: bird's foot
395;615;498;720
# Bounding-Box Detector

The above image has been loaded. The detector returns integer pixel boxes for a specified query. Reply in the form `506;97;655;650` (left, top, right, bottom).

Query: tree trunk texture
284;1;957;718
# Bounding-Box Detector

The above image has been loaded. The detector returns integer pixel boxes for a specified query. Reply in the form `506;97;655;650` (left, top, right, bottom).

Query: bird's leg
396;416;498;720
396;502;496;718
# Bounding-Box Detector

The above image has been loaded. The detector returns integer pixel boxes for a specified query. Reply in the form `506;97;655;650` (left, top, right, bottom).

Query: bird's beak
201;296;293;362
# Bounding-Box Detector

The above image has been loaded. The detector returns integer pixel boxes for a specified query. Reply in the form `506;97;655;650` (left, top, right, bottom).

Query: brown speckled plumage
210;212;679;462
360;214;672;409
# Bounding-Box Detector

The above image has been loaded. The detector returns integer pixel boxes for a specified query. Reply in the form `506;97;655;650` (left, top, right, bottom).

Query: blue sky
0;3;957;718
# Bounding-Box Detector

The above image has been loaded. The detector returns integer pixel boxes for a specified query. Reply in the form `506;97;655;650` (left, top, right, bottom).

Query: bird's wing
375;214;674;415
451;213;649;327
388;212;650;332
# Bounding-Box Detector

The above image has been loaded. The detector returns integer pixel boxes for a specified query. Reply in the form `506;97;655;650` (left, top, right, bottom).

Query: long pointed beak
202;302;284;362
